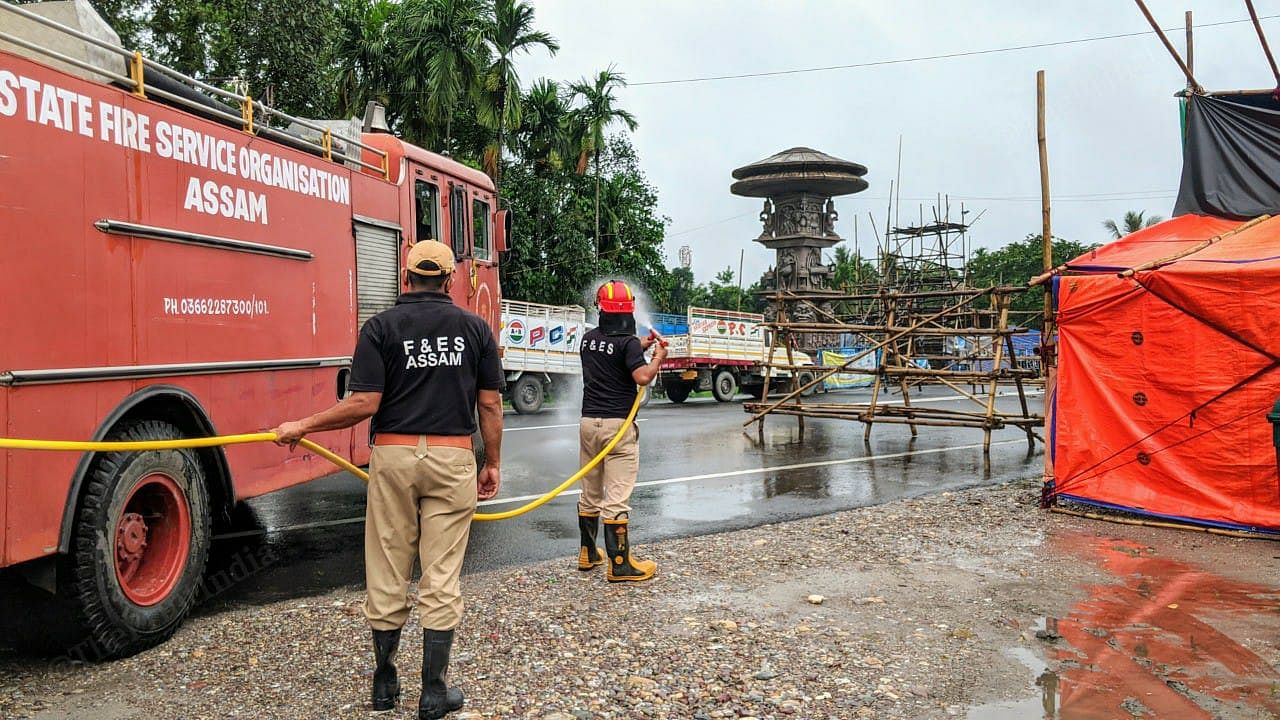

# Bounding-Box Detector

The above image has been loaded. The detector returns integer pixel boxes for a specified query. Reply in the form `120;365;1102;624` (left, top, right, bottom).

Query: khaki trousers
577;417;639;519
364;439;476;631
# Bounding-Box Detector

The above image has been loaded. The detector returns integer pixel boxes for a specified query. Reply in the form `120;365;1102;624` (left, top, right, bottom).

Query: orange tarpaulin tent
1051;214;1280;533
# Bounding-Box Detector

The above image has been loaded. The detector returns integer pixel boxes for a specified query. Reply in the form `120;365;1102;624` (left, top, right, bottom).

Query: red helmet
596;280;636;313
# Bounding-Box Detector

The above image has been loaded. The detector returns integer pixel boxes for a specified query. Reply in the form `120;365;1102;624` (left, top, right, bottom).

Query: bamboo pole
1038;70;1052;346
881;367;1039;379
864;294;896;442
1244;0;1280;86
1005;331;1037;448
767;323;1019;336
1038;68;1057;506
1132;0;1203;93
773;286;1028;302
1118;215;1271;277
1051;506;1275;540
981;297;1012;453
1185;10;1194;87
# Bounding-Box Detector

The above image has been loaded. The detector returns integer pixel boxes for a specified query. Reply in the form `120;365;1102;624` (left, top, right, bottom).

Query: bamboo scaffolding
745;192;1043;454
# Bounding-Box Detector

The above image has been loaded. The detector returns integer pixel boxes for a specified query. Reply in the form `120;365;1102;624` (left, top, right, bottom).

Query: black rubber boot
603;513;656;583
578;512;606;570
371;628;401;711
419;629;465;720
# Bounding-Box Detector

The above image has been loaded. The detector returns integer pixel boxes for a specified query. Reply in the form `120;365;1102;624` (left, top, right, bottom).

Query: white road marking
214;438;1022;538
504;418;649;433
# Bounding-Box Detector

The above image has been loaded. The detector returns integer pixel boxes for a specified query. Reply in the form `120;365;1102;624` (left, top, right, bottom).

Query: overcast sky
519;1;1277;286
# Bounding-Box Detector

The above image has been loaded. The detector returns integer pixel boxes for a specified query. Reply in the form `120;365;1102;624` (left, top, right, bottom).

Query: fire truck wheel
665;380;693;404
712;369;739;403
511;375;544;415
66;420;211;659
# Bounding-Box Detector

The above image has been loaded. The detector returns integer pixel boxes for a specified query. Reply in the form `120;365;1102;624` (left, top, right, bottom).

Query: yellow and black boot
603;514;656;582
578;512;606;571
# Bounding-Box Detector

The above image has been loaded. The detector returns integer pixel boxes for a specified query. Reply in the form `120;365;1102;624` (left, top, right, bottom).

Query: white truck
499;300;589;414
653;307;817;404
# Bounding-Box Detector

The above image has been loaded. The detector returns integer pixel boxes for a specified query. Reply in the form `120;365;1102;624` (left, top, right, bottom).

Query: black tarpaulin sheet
1175;93;1280;219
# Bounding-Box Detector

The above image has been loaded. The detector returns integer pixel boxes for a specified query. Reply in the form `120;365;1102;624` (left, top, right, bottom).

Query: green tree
706;267;744;311
393;0;487;151
829;244;878;290
515;79;574;173
475;0;558;195
968;234;1099;327
332;0;399;119
499;135;669;307
221;0;340;116
1103;210;1164;239
569;68;637;258
85;0;339;117
663;267;702;312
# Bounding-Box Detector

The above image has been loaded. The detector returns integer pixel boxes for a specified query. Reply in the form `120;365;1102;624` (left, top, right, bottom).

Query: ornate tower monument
730;147;868;321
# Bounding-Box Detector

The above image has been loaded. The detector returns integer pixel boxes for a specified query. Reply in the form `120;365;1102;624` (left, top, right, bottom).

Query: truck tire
666;380;693;404
511;375;544;415
638;385;652;408
65;420;211;659
798;371;818;397
712;369;739;403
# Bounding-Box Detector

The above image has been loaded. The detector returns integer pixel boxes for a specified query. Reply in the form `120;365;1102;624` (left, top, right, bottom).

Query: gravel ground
2;478;1277;720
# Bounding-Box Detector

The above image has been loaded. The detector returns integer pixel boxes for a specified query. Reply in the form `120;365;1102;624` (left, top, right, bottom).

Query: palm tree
515;79;573;172
332;0;399;119
1104;210;1164;239
569;67;637;258
476;0;558;196
393;0;487;152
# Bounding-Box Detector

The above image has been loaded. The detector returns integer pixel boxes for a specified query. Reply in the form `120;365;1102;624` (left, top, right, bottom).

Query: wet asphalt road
197;386;1044;616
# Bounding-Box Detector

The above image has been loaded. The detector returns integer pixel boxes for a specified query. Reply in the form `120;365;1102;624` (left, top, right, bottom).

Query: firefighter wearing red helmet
576;280;667;581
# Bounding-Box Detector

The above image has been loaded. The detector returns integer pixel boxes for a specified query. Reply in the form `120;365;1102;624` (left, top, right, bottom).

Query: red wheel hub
113;473;191;607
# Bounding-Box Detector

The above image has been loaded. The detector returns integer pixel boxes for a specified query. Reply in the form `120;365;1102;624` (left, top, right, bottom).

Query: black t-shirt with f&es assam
580;328;648;419
348;291;504;435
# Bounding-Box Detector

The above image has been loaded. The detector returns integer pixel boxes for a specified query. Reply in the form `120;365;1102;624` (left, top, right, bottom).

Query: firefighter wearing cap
271;240;503;719
576;280;667;582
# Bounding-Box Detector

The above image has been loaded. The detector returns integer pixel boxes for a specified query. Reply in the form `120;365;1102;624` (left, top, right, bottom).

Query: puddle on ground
969;533;1280;719
967;646;1060;719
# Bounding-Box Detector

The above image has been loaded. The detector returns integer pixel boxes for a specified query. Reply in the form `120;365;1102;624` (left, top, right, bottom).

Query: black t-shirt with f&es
348;291;504;436
580;328;648;419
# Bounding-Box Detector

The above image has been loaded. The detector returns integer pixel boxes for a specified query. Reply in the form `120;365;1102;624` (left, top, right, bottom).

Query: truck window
449;185;468;259
414;180;439;242
473;198;491;262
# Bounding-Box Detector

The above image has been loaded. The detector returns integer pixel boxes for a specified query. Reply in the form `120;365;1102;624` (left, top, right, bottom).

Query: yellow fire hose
0;391;643;523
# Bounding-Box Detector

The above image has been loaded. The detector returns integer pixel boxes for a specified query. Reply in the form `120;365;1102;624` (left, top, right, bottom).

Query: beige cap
406;240;455;276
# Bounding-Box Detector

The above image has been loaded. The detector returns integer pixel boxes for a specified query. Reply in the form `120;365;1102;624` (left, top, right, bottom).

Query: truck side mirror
495;209;513;253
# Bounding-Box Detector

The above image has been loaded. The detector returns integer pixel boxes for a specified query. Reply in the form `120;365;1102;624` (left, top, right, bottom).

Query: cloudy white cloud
519;1;1277;286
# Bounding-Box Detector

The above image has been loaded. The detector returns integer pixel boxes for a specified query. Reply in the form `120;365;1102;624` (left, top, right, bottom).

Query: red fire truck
0;2;508;656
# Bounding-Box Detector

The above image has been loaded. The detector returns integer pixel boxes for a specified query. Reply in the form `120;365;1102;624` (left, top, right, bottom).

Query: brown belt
373;433;472;449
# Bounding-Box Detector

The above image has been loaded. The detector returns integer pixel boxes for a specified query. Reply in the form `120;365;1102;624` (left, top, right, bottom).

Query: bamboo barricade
744;285;1043;454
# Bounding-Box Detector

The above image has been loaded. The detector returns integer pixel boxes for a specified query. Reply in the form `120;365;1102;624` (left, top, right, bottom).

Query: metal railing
0;0;390;179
